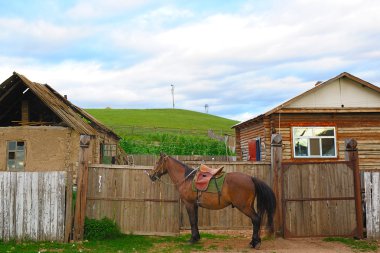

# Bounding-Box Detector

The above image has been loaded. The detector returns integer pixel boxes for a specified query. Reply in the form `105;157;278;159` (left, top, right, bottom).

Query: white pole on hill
171;84;175;109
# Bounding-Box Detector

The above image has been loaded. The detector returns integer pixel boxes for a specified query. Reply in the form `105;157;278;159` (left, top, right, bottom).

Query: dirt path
179;230;372;253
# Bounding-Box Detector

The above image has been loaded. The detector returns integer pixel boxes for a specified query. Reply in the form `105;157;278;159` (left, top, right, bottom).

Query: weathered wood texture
86;165;180;236
181;162;271;230
364;171;380;239
235;113;380;171
282;162;357;237
130;154;235;166
0;171;67;241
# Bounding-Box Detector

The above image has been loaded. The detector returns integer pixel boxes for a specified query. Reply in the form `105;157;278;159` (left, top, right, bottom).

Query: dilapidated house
0;72;122;172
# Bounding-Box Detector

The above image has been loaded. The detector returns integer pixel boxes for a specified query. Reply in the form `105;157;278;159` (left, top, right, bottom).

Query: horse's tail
251;177;276;229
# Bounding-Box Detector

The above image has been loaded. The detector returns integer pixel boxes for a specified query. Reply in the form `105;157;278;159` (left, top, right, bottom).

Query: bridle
146;155;198;186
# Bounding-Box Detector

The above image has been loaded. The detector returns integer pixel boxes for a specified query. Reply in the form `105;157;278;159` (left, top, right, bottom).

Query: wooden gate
282;162;361;238
86;165;180;236
0;171;70;242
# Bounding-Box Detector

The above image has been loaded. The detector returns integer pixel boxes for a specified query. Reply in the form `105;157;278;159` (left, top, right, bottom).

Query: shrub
119;132;234;155
84;217;122;240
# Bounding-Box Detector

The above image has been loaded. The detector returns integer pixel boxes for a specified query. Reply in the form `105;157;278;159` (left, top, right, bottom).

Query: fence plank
0;172;67;242
31;173;39;240
365;172;380;239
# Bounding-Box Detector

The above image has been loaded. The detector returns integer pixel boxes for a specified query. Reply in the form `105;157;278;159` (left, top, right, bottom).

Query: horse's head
148;153;169;181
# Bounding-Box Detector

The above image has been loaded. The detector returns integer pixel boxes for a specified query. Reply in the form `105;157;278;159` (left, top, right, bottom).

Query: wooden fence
129;154;236;166
85;162;270;235
81;136;364;239
86;165;180;236
0;171;70;242
363;171;380;239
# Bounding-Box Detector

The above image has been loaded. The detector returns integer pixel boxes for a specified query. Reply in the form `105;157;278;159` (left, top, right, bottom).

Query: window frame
100;143;117;164
292;126;337;159
6;140;26;171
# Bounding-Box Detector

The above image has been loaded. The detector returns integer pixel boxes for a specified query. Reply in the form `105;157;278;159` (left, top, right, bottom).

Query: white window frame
292;126;337;158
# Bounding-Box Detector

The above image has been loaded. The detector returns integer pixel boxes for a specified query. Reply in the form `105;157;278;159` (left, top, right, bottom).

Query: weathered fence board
282;162;357;238
0;172;68;241
364;171;380;239
86;165;180;236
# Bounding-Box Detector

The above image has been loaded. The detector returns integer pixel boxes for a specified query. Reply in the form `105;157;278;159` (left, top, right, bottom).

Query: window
293;127;336;158
248;138;261;161
7;141;25;170
100;144;117;164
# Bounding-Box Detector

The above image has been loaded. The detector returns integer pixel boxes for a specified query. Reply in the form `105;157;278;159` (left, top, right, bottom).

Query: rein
157;168;198;186
147;156;198;186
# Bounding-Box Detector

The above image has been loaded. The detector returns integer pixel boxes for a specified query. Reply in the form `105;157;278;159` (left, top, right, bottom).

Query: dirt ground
181;230;376;253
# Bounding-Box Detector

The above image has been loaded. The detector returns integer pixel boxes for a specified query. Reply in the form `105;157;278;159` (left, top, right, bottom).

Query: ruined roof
233;72;380;129
0;72;119;140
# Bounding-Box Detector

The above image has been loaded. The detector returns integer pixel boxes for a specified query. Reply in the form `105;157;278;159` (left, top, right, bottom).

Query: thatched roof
0;72;119;140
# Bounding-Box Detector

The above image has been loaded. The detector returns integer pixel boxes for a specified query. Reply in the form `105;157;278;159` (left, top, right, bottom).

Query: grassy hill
86;108;238;135
86;108;239;155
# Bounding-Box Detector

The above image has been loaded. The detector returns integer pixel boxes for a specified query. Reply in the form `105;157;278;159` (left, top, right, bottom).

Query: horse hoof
250;241;261;250
188;238;199;244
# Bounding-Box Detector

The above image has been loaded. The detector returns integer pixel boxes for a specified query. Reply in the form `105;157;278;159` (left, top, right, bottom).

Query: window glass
7;141;25;170
293;127;336;158
294;139;308;156
294;128;313;137
322;138;335;156
314;128;334;136
309;138;320;156
17;141;25;150
8;141;16;150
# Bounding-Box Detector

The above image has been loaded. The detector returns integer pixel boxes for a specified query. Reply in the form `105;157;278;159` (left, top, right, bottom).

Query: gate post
73;135;91;241
271;134;282;236
345;139;363;239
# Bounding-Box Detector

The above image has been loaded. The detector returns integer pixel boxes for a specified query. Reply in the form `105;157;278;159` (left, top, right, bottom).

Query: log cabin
0;72;123;172
233;72;380;170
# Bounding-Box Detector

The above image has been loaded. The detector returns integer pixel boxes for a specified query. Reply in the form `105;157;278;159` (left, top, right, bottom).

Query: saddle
194;164;224;191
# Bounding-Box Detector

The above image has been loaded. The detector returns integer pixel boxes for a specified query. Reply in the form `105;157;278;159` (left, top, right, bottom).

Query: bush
84;217;122;240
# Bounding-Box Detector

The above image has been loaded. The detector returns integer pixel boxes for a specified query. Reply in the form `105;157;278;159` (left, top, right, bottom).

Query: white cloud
67;0;148;20
1;0;380;121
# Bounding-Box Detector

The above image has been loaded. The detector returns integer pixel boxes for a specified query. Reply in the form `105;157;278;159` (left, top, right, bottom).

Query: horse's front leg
184;201;200;243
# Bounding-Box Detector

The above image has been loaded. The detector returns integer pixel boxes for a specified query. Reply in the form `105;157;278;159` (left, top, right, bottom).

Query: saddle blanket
192;172;226;193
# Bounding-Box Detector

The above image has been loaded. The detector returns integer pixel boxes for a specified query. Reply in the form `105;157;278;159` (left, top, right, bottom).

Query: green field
86;108;239;155
86;108;238;135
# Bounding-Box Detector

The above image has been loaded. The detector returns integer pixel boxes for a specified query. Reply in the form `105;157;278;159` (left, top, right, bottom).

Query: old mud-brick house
0;72;122;172
233;72;380;170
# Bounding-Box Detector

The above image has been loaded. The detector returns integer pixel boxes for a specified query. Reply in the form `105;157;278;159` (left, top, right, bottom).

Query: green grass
323;237;378;252
87;108;238;155
0;233;232;253
86;108;238;135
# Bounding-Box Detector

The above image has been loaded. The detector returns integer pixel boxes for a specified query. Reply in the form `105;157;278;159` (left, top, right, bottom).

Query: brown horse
147;153;276;249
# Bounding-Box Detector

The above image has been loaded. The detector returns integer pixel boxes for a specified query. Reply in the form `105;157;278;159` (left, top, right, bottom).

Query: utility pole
171;84;175;109
205;104;209;113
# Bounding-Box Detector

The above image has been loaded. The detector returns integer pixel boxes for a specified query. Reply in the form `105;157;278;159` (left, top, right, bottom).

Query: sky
0;0;380;122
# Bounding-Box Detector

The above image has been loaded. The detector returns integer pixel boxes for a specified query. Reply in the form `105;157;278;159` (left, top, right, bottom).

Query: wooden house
0;72;122;172
233;72;380;170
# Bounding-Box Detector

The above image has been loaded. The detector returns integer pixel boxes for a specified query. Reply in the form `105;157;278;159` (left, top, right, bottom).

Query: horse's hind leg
236;205;261;249
184;201;200;243
250;212;262;249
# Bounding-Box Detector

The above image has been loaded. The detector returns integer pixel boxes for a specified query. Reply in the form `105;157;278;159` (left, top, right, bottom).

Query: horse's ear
160;152;165;157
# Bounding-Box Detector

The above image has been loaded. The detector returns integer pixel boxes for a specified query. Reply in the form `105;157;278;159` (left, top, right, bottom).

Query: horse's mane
169;156;196;181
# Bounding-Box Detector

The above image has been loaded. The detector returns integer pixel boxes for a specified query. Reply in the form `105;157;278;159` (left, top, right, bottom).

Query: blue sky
1;0;380;121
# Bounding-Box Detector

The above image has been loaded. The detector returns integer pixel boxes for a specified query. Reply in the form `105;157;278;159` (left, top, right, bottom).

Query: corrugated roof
2;72;119;140
233;72;380;129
